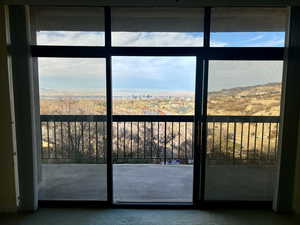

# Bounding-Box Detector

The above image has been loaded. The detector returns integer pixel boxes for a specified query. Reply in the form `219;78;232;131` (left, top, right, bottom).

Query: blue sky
38;31;284;93
211;32;285;47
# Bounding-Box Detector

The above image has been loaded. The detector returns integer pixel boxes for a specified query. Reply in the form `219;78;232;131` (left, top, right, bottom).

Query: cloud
37;31;284;92
112;32;204;46
37;31;210;89
37;30;227;47
37;31;105;46
243;34;265;43
38;58;106;77
112;56;196;91
248;38;285;47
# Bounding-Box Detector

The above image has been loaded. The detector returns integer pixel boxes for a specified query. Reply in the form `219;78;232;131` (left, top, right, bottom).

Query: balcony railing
40;115;279;165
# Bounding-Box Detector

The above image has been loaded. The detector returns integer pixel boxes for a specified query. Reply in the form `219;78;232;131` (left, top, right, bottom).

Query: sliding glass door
112;56;196;203
204;61;283;201
201;7;286;203
32;7;109;202
37;57;108;201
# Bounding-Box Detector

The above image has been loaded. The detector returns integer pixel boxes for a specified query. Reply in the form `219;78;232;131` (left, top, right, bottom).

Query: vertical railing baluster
157;122;160;160
233;122;236;162
95;121;98;162
137;121;140;159
164;122;167;165
60;121;63;159
247;122;251;160
123;121;126;160
68;121;71;159
254;122;258;160
225;122;229;160
275;122;279;161
144;122;146;159
212;121;215;157
88;121;91;160
40;123;44;159
74;121;77;161
54;121;57;159
178;122;181;160
47;121;50;159
219;122;222;158
130;122;133;158
267;122;272;160
190;122;195;160
116;122;119;162
103;121;105;161
150;122;153;160
171;122;174;160
261;123;265;160
185;122;187;161
81;121;84;154
240;122;243;160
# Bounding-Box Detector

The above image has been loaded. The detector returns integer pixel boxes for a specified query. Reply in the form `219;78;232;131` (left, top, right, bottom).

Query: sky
37;31;284;93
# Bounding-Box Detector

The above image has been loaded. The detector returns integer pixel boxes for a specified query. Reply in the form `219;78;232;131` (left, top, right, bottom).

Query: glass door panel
112;56;196;203
205;60;283;201
38;57;107;201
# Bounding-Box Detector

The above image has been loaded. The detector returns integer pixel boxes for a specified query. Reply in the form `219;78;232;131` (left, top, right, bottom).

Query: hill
208;82;281;116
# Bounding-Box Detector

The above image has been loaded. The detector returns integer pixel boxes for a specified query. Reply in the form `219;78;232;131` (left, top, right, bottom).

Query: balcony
39;115;279;202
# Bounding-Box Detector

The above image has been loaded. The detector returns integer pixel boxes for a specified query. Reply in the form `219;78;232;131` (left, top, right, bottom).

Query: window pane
38;58;107;201
112;8;204;47
31;7;105;46
112;56;196;115
210;8;288;47
205;60;283;201
208;61;283;116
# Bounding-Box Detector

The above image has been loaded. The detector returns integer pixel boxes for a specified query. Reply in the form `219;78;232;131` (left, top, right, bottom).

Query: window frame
31;6;286;209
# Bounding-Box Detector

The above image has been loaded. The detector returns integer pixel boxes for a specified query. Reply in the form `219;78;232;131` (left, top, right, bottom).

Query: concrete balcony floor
39;163;276;202
39;164;193;202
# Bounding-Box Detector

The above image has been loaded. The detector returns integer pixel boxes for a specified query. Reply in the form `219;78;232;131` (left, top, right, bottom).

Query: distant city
39;82;281;116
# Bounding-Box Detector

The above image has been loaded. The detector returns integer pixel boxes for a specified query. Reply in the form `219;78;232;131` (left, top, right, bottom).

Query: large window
31;6;287;207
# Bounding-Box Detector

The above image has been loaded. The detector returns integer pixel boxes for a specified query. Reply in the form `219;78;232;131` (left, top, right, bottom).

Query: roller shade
32;7;105;31
32;7;287;32
111;8;203;32
211;8;288;32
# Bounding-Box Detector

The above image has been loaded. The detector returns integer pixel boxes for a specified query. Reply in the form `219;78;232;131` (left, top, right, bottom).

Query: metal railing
40;115;280;165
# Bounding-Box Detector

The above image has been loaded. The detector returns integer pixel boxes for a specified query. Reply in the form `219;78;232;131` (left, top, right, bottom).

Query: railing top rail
40;114;280;123
40;115;107;122
113;115;194;122
206;115;280;123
